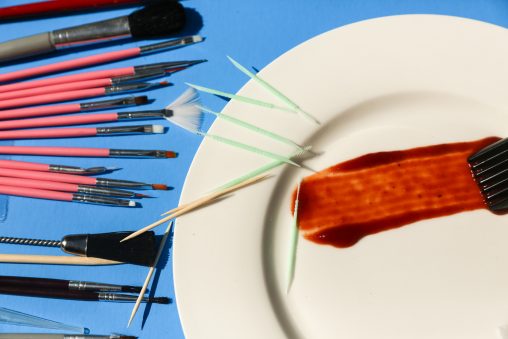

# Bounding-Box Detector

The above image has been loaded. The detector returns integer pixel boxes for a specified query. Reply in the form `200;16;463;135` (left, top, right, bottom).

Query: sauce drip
292;136;500;248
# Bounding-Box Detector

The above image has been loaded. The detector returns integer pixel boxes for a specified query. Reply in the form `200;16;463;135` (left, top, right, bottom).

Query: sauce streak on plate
292;136;500;247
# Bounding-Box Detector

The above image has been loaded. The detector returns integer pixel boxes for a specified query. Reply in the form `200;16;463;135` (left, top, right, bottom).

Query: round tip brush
0;2;186;63
0;231;158;266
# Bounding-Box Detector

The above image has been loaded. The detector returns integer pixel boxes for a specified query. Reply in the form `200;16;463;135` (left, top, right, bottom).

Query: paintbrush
0;159;114;175
0;306;86;333
0;146;177;158
0;36;203;83
0;185;137;207
0;60;203;94
0;81;168;110
0;95;149;120
0;286;169;303
0;177;151;199
0;89;203;131
0;231;158;266
0;167;169;190
0;2;186;63
0;276;142;293
0;124;165;140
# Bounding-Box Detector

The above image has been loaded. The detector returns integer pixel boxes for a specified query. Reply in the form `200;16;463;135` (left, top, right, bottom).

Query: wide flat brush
0;36;202;83
0;95;149;120
0;2;186;63
0;167;169;190
0;231;158;266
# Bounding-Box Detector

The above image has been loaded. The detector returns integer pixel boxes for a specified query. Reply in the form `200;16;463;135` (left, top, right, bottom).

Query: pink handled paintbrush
0;95;148;120
0;82;168;110
0;176;149;198
0;146;177;158
0;185;136;207
0;124;164;140
0;159;112;175
0;60;203;94
0;167;169;190
0;36;203;83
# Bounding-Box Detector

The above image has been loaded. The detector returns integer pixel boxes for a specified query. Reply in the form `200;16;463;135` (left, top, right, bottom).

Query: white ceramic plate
174;15;508;339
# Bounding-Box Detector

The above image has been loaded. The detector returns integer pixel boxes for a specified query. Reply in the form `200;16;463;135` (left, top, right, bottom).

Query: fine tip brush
0;1;186;63
0;231;158;267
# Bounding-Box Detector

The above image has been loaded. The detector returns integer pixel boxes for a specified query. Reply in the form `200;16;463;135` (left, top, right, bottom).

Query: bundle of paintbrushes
0;275;170;304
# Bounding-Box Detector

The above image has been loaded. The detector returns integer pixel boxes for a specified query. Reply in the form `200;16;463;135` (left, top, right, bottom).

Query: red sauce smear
292;136;501;248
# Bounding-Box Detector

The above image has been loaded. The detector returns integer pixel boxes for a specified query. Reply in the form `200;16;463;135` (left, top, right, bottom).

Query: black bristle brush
0;231;158;266
0;1;186;63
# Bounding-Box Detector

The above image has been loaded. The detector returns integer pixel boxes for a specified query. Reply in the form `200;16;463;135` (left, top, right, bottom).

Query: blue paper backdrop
1;0;508;338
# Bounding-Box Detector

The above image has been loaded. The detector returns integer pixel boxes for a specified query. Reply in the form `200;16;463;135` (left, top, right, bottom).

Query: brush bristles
134;96;149;105
165;151;178;158
165;88;204;131
128;2;185;38
150;125;165;134
152;184;169;190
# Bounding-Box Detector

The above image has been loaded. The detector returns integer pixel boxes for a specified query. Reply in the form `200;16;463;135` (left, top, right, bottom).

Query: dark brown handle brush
0;231;158;266
0;285;170;304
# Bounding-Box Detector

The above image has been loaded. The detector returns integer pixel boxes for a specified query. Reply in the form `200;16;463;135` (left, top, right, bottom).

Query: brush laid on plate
0;36;202;83
0;124;164;140
0;95;148;120
0;89;203;131
0;145;177;158
0;231;158;266
0;1;186;63
0;167;169;190
0;159;114;175
0;81;168;110
0;60;203;94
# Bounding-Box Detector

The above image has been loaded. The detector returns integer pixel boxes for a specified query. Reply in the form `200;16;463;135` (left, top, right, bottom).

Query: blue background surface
1;0;508;338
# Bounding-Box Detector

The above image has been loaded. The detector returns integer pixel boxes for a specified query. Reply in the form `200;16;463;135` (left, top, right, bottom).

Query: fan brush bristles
164;88;204;132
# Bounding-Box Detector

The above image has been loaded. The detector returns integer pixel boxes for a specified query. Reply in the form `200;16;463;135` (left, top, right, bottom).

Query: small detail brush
0;185;137;207
0;36;203;83
227;56;320;124
0;2;186;63
0;231;158;266
0;159;113;175
0;146;177;158
0;96;149;121
0;167;169;190
0;124;165;140
0;82;168;110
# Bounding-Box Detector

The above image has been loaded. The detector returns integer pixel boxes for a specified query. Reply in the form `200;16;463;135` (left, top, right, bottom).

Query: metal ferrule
105;83;153;95
0;236;60;247
96;178;148;189
52;16;131;49
117;110;169;120
77;185;136;198
98;292;148;302
140;36;199;54
79;96;143;111
63;336;113;339
72;194;133;207
109;149;169;158
112;70;165;84
96;125;157;135
49;164;88;174
68;280;123;292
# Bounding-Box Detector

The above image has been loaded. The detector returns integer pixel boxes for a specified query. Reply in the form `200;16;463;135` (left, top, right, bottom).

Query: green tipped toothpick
287;180;302;294
194;130;301;168
227;56;320;125
186;83;297;114
197;105;308;152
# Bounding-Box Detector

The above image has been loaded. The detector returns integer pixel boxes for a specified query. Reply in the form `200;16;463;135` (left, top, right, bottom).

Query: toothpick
198;105;308;152
0;254;121;265
127;221;174;327
122;173;270;242
227;56;320;125
186;83;298;114
287;180;302;294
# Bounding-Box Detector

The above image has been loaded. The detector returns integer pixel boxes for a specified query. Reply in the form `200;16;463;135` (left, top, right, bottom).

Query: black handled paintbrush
0;231;158;266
